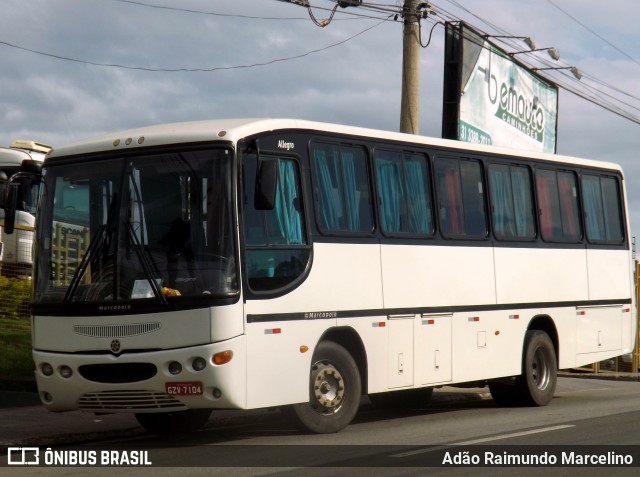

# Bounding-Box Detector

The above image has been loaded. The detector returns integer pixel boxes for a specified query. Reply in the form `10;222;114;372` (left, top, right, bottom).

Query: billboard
442;22;558;154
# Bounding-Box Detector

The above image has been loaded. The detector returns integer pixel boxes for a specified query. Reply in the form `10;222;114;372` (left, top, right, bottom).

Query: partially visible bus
15;119;635;435
0;140;51;276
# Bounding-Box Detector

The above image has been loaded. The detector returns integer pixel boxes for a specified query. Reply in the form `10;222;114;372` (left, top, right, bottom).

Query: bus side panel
245;319;331;409
244;242;383;408
586;249;632;301
584;248;634;356
493;247;589;304
380;244;496;308
449;308;530;383
494;247;588;368
337;315;389;394
380;244;496;385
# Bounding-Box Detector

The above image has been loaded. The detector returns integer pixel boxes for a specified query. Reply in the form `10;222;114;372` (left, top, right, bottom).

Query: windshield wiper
63;224;107;303
126;221;168;306
64;192;119;304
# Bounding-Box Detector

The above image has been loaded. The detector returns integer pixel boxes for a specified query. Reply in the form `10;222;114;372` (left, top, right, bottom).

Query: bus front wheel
290;341;361;434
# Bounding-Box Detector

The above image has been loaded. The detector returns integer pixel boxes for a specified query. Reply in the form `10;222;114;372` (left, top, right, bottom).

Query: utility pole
399;0;421;135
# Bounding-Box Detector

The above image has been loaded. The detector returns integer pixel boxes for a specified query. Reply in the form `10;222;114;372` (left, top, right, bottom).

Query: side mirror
20;159;43;175
0;171;8;208
255;159;278;210
3;183;19;235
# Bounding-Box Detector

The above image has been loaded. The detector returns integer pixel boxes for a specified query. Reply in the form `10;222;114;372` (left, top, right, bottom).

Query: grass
0;277;34;381
0;316;34;380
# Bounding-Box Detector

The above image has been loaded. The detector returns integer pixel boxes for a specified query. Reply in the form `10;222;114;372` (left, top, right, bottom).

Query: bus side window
488;163;535;241
311;143;373;235
243;154;310;293
375;150;433;236
536;169;582;242
582;174;624;243
435;157;487;238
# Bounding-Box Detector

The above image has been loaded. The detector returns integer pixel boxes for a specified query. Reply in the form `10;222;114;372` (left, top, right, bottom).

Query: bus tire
135;409;212;437
290;341;361;434
515;330;557;406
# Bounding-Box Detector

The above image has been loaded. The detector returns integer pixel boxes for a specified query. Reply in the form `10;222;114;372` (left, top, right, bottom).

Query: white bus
20;119;635;435
0;140;50;276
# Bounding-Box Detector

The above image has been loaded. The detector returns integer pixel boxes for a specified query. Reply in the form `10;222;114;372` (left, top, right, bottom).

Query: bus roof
0;146;36;166
0;140;51;166
46;118;622;173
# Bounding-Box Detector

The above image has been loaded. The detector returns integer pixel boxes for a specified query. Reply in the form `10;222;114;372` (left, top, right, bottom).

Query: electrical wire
5;0;639;125
544;0;640;68
0;15;393;72
105;0;395;22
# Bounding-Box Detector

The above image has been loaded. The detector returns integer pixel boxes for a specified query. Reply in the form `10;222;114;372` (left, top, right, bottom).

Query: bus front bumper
32;336;247;413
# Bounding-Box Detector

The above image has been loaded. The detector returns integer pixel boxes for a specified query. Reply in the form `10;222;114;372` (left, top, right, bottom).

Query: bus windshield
34;147;237;305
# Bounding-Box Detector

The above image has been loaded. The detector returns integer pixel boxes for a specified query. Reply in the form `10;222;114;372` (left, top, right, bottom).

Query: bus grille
78;390;185;411
73;322;161;338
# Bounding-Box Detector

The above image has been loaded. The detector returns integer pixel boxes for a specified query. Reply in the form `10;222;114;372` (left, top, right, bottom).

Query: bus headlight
192;357;207;371
168;361;182;375
59;365;73;379
41;363;54;376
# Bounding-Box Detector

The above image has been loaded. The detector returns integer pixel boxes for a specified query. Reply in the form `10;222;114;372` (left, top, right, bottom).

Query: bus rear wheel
135;409;212;437
489;330;557;407
515;330;557;406
290;341;361;434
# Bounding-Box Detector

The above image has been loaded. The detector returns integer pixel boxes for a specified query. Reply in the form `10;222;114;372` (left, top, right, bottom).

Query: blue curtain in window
601;178;622;241
511;168;530;238
313;149;340;230
341;151;360;231
582;176;604;241
404;159;430;233
489;167;514;238
376;158;402;232
274;160;303;244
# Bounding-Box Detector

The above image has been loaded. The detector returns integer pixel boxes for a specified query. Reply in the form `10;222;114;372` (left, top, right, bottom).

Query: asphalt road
2;377;639;476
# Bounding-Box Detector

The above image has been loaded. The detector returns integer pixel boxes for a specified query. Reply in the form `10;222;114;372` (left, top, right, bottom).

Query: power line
105;0;391;22
106;0;310;20
0;15;393;72
544;0;640;67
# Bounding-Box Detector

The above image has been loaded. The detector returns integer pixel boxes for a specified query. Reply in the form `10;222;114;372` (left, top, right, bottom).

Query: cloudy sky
1;0;639;239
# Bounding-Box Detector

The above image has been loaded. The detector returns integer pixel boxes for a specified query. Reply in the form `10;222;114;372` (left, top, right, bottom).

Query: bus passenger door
387;315;415;389
415;313;452;385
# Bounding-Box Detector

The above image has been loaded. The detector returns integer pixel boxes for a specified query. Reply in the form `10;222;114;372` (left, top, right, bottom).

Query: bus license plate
165;382;203;396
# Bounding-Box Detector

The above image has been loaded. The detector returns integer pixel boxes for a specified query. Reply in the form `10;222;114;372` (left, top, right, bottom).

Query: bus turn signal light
213;351;233;365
